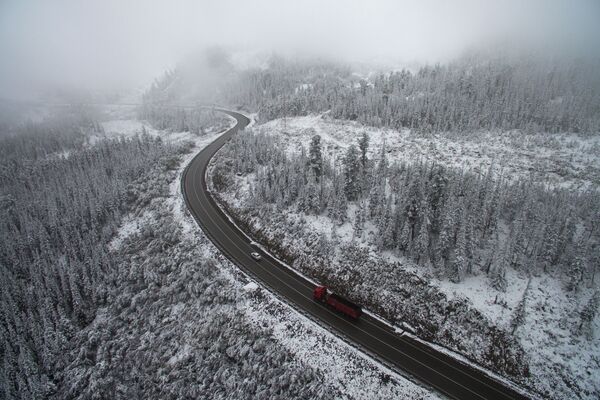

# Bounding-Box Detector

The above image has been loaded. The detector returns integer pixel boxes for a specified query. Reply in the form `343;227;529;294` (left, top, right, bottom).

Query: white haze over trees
0;0;599;98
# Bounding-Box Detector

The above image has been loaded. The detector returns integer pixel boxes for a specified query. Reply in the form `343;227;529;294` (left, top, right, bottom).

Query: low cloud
0;0;598;98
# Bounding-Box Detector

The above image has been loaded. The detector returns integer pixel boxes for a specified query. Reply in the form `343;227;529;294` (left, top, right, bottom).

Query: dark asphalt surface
181;109;532;400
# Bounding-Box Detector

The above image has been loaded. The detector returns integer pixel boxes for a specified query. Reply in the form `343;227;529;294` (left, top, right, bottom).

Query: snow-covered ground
100;118;226;144
220;114;600;399
108;209;152;251
439;269;600;398
258;113;600;190
105;114;440;399
242;286;441;400
231;176;600;398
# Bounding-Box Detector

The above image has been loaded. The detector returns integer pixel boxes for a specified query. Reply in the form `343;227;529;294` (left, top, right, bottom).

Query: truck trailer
313;286;362;319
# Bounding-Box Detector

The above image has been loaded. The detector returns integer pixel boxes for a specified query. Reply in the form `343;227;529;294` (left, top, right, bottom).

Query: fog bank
1;0;598;99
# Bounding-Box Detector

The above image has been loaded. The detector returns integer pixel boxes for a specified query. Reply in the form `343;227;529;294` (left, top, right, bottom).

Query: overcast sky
1;0;599;98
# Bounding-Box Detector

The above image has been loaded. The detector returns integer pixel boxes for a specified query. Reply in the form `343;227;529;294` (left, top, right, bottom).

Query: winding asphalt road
181;109;532;400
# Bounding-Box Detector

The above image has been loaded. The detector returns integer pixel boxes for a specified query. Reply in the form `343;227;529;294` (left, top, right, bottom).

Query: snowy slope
259;114;600;190
213;114;600;399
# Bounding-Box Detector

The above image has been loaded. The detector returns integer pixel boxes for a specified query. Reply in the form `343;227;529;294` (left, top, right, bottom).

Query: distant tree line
140;52;600;135
254;58;600;134
137;105;231;134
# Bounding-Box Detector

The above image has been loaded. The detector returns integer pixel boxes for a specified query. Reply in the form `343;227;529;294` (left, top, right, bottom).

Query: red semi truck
313;286;362;319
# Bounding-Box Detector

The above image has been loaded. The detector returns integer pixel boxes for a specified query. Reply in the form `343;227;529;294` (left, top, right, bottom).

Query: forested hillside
0;111;181;397
256;57;600;134
210;127;600;398
221;129;599;290
137;105;231;134
143;51;600;135
0;110;342;399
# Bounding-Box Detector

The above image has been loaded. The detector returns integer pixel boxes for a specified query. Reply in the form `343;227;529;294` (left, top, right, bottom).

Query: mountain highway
181;109;532;400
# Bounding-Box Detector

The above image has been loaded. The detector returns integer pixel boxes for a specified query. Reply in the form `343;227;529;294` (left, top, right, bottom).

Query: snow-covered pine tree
450;208;468;283
308;134;323;182
540;222;559;273
353;200;366;241
358;131;369;170
368;181;383;220
375;139;387;182
566;246;585;292
413;200;431;266
578;291;599;338
510;278;530;334
464;212;476;274
398;220;411;253
428;165;448;233
329;182;348;225
358;132;370;193
405;177;422;243
305;170;321;214
437;194;457;266
343;145;361;201
489;251;508;292
375;196;393;250
509;213;527;271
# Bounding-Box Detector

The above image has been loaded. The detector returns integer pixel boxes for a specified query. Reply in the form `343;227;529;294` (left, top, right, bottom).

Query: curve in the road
181;109;533;400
